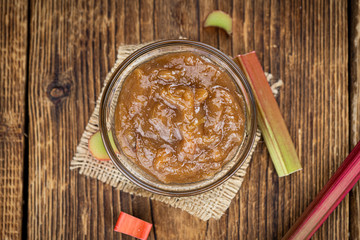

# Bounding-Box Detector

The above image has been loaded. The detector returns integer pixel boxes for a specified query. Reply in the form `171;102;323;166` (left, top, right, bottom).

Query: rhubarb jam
114;52;246;183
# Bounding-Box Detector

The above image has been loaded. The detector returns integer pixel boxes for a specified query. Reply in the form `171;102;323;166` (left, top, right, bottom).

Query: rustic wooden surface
0;0;358;239
349;1;360;239
0;0;28;239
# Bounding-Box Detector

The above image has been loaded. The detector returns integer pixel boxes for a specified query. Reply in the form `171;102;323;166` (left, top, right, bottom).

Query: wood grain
27;0;124;239
349;1;360;239
0;0;28;239
232;1;349;239
18;0;354;239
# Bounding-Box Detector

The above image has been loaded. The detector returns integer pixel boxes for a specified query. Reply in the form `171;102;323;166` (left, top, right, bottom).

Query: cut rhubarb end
114;212;153;240
88;131;119;161
282;140;360;240
204;10;232;35
234;52;302;176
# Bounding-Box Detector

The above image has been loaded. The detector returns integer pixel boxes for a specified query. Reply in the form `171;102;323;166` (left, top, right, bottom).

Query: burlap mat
70;42;283;221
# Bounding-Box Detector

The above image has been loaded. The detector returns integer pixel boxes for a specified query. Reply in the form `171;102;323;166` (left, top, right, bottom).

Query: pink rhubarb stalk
114;212;153;240
282;140;360;240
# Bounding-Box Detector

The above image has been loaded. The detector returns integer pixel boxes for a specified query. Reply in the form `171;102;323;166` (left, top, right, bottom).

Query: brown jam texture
115;52;246;183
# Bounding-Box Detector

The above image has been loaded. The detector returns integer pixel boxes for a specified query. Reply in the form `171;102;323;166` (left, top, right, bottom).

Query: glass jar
99;39;257;196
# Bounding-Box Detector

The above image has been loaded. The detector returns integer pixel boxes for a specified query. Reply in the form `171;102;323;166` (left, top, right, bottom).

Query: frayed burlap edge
70;42;283;221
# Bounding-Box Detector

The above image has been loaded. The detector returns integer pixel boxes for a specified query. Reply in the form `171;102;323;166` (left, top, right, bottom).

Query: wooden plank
26;0;351;239
119;1;157;240
349;1;360;239
231;0;349;239
0;0;28;239
150;1;208;239
27;0;127;239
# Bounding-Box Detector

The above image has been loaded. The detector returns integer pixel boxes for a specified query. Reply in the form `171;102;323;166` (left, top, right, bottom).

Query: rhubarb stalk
204;10;232;35
282;140;360;239
235;52;302;176
88;131;119;161
114;212;153;240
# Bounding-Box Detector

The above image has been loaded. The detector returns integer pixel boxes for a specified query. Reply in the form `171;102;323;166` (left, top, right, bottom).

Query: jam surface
115;52;246;183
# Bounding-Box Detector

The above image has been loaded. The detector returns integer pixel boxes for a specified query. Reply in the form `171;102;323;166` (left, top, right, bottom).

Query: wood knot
46;81;71;104
50;87;65;98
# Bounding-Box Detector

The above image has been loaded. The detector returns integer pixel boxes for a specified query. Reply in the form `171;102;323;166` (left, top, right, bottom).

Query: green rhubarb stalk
204;10;232;35
235;52;302;176
88;131;119;161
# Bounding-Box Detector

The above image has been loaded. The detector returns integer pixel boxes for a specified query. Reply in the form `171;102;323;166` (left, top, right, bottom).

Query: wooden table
1;0;359;239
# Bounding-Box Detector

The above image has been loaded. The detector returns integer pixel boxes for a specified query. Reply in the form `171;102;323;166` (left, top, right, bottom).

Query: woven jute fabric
70;42;283;221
